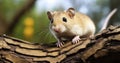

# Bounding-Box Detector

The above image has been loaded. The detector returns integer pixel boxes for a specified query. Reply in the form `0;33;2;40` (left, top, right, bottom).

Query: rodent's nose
54;28;60;33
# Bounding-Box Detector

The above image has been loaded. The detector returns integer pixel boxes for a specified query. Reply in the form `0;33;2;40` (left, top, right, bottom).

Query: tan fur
47;8;96;47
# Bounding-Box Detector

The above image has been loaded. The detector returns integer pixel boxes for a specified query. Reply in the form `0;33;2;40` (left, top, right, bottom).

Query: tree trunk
0;25;120;63
6;0;36;35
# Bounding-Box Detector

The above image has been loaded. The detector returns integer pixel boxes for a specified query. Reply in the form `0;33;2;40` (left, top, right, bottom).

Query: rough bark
0;25;120;63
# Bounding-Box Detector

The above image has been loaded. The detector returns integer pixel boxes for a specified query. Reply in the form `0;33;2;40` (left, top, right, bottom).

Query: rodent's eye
50;19;53;23
62;17;67;22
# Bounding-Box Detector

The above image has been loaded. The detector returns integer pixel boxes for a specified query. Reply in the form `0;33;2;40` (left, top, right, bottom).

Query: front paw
72;36;81;44
56;42;64;47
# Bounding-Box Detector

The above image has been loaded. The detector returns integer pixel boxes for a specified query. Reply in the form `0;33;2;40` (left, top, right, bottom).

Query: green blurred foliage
1;0;118;44
0;0;27;22
0;0;56;44
13;7;56;44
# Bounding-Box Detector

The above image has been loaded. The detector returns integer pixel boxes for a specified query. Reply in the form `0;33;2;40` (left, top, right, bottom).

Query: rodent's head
47;8;75;33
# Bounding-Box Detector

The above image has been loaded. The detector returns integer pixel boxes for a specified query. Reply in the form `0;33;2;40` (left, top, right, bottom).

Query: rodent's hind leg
72;35;81;44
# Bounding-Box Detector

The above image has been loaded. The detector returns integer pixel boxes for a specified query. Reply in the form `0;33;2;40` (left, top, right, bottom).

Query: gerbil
47;8;117;47
47;8;95;47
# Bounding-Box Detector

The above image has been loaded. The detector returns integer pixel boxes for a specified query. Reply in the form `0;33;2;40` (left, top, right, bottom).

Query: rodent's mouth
54;29;64;34
53;28;63;33
54;30;60;33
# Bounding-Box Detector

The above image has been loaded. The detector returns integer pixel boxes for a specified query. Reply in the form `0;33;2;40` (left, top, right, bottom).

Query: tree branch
0;25;120;63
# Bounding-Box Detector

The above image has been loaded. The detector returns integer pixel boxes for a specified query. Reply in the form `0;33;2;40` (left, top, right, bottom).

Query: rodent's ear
47;11;53;20
66;8;75;18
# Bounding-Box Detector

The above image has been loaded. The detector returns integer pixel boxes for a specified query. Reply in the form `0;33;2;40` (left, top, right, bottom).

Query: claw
56;42;64;47
72;35;81;44
89;35;94;39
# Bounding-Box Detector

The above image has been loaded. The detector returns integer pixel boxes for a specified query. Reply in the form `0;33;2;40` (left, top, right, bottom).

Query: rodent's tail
100;8;117;31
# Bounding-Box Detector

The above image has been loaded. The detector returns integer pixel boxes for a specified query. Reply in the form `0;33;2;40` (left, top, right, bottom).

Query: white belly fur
71;24;95;36
71;25;83;36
